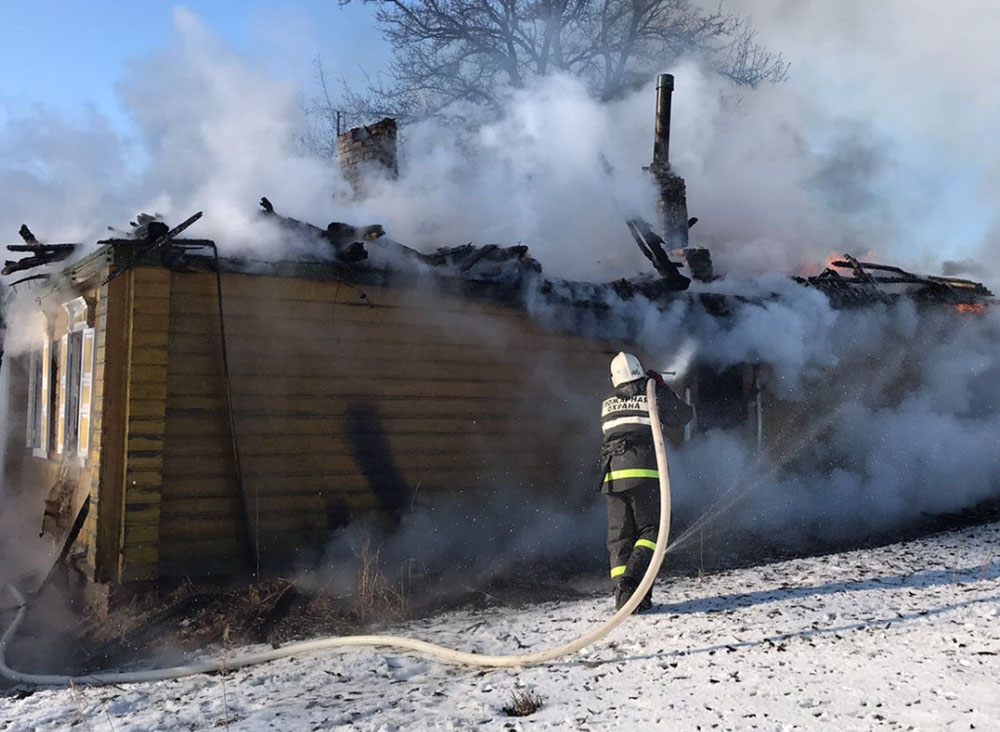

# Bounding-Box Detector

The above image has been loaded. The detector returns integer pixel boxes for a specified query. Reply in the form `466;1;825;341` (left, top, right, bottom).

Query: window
48;339;60;450
25;339;51;456
690;363;764;451
63;331;83;453
52;297;95;459
695;365;748;431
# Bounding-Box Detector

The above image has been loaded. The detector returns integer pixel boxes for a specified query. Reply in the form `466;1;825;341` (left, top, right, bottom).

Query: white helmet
610;351;644;387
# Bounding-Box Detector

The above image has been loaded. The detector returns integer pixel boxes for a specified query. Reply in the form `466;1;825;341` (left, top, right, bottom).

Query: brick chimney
336;117;399;198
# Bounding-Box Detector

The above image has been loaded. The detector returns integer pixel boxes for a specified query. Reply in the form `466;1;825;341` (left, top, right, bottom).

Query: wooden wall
150;270;609;578
96;267;174;583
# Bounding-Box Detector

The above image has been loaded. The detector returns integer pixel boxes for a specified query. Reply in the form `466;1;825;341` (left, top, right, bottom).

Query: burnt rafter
799;254;994;307
3;225;78;276
830;259;993;297
624;217;691;291
102;211;204;285
259;196;384;265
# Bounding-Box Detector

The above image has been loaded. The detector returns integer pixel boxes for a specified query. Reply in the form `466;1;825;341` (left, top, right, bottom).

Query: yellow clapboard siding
122;268;169;581
128;455;164;471
158;495;333;517
128;437;165;452
123;524;159;545
170;297;531;334
122;545;159;565
159;517;247;539
139;266;608;582
120;563;158;583
162;450;481;478
171;271;520;316
166;333;541;361
131;346;169;365
130;364;168;383
160;513;328;538
130;399;167;418
169;351;524;378
125;470;163;487
132;280;171;299
158;497;242;516
156;470;476;499
163;394;520;416
166;307;553;341
166;374;520;398
130;382;168;401
133;312;170;332
132;330;170;348
160;453;553;485
163;431;535;457
132;296;170;315
95;273;130;583
167;327;595;359
127;488;164;503
133;266;171;284
129;417;167;434
159;538;246;561
124;506;161;524
164;413;525;437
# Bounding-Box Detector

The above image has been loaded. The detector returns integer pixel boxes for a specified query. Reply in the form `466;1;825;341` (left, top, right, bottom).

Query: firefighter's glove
646;369;666;388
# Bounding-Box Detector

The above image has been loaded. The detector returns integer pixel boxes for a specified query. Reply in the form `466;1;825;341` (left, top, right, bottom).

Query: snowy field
3;522;999;731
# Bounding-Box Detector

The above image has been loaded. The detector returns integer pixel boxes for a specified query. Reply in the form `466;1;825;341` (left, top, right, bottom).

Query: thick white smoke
697;0;1000;278
661;300;1000;557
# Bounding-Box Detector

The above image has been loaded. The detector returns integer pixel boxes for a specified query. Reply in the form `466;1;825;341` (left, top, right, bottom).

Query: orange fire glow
955;303;987;315
799;251;878;278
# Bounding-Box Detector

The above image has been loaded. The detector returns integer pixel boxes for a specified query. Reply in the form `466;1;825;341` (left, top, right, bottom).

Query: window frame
25;315;52;458
55;297;95;461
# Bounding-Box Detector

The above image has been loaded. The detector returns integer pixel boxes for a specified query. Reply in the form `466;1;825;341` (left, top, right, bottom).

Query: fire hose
0;378;672;684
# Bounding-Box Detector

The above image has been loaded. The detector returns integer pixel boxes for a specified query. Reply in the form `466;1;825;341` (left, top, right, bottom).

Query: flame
955;303;987;315
800;250;879;278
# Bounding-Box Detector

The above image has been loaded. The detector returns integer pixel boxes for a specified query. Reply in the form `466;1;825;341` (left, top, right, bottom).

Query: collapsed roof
4;199;994;320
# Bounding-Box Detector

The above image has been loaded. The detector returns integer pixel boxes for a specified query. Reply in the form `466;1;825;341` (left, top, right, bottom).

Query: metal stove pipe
653;73;674;169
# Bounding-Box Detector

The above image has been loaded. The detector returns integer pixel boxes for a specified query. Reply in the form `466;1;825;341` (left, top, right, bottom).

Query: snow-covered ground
3;523;1000;731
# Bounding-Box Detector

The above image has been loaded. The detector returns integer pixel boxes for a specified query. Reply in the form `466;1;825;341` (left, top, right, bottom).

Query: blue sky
0;1;386;132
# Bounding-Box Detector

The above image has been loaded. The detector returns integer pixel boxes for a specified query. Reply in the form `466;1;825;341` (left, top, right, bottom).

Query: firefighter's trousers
605;481;659;586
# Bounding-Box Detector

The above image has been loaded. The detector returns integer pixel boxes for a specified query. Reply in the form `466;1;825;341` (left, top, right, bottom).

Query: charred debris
248;191;995;319
2;225;77;284
796;254;993;310
4;200;993;326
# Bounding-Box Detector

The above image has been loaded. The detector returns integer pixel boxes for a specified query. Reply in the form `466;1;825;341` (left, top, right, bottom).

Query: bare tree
338;0;788;120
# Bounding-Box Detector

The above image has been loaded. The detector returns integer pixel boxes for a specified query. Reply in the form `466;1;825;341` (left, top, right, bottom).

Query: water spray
0;378;672;684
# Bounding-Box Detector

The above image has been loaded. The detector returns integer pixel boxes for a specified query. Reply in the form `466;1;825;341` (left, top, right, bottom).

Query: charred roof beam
2;225;78;276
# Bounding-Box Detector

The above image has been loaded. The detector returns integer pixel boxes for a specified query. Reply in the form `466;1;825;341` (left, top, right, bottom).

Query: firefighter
599;351;693;612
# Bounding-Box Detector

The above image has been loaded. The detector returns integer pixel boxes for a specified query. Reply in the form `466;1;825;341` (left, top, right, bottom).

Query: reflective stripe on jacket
598;378;693;494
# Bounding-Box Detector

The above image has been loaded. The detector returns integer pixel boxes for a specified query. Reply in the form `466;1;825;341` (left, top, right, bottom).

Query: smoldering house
2;77;993;595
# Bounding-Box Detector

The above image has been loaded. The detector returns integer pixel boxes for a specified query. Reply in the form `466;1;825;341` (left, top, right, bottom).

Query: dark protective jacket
598;378;693;494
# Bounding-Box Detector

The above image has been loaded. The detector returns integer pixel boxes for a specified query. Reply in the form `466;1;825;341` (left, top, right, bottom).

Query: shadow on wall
345;403;412;526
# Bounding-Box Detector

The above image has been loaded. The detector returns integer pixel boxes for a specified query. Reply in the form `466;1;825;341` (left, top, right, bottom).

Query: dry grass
218;624;233;731
354;537;413;624
73;539;431;671
501;689;545;717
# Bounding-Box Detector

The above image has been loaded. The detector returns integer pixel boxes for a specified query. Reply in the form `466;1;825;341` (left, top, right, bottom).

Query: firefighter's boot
622;540;656;612
614;578;638;611
636;586;654;613
614;579;653;613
